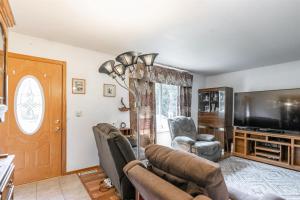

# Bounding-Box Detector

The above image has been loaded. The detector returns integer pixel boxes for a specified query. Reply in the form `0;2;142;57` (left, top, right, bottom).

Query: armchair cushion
196;134;215;141
168;116;197;140
193;141;222;162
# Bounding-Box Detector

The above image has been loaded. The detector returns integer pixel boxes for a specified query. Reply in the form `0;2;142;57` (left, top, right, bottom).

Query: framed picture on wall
103;84;116;97
72;78;86;94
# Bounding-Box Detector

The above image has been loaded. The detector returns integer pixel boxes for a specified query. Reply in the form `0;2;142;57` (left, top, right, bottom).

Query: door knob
55;120;61;124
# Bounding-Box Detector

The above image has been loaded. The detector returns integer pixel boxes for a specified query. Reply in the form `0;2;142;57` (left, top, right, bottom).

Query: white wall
9;32;130;171
9;32;203;171
205;60;300;92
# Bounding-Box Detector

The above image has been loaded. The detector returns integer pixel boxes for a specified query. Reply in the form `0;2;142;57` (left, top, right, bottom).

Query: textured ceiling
10;0;300;74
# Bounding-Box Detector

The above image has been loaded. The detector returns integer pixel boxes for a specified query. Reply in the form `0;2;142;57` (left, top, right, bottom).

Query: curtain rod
154;62;191;73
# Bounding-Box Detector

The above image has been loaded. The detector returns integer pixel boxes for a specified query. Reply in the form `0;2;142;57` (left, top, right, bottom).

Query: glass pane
219;91;225;112
15;76;45;135
155;83;179;147
210;91;220;112
199;92;210;112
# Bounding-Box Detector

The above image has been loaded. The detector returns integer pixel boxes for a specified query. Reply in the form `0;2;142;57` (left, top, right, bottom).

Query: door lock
55;127;61;132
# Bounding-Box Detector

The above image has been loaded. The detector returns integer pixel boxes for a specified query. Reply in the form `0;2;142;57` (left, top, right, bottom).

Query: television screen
234;89;300;132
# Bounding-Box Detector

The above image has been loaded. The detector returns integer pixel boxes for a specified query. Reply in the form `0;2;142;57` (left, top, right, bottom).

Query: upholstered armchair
168;116;222;162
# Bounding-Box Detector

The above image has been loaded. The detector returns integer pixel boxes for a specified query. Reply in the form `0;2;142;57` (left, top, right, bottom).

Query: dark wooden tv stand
233;128;300;171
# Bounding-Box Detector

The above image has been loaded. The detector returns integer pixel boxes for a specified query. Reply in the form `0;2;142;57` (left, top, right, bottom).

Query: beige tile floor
15;174;91;200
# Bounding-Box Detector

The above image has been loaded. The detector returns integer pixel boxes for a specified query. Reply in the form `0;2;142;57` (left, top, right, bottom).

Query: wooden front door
0;53;65;185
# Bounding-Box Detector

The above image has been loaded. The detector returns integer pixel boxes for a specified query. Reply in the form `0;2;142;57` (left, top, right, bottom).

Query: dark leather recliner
93;123;136;200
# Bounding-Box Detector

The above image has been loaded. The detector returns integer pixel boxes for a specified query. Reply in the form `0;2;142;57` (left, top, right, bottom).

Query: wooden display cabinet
198;87;233;151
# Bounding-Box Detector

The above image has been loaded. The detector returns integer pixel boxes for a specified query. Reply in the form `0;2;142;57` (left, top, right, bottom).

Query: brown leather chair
124;144;284;200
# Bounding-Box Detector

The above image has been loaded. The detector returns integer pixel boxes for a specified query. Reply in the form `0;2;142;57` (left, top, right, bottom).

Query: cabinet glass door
219;91;225;112
199;92;210;112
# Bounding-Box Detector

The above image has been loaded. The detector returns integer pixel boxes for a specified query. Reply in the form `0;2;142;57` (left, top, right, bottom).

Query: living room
0;0;299;200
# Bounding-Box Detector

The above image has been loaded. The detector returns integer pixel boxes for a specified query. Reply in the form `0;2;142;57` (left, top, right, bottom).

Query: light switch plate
75;111;82;117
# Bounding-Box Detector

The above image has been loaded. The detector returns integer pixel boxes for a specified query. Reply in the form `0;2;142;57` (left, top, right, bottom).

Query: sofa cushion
145;144;229;200
150;165;208;197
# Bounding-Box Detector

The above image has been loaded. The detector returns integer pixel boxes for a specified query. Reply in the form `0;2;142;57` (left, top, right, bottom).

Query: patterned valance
130;64;193;87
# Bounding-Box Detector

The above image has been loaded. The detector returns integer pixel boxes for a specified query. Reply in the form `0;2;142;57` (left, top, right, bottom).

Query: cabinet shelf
255;146;281;153
255;152;280;160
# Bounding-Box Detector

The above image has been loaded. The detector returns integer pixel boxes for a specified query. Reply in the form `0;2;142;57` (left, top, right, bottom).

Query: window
15;76;45;135
155;83;179;146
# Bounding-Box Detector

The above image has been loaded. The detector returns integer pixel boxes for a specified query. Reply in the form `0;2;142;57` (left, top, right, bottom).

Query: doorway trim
8;52;67;175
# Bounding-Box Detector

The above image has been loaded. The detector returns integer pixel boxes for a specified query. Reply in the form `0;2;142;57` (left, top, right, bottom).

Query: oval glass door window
15;76;45;135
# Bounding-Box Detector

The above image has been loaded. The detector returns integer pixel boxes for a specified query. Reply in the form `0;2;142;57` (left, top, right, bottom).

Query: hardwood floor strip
78;167;120;200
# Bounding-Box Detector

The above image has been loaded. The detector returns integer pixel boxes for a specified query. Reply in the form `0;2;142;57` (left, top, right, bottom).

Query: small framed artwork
72;78;86;94
103;84;116;97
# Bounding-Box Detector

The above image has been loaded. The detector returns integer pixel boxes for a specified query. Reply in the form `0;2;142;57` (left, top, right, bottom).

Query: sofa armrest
174;136;196;145
124;160;211;200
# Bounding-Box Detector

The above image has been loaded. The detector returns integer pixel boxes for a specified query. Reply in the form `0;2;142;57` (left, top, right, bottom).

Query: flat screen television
234;88;300;132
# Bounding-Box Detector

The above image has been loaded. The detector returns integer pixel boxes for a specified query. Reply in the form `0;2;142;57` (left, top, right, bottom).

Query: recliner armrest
123;160;212;200
196;134;215;141
173;136;196;145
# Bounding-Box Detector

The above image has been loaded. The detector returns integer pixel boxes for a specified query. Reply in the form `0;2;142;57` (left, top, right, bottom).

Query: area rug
78;168;120;200
219;156;300;200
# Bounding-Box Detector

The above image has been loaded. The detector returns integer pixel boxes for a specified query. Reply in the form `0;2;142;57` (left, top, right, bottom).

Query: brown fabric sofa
124;144;285;200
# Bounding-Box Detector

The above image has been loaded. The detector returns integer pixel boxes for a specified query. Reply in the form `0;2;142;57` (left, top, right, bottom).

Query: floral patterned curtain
129;78;156;147
132;64;193;87
129;64;193;147
178;86;192;117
